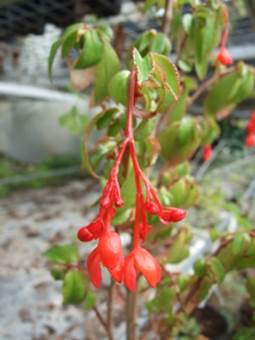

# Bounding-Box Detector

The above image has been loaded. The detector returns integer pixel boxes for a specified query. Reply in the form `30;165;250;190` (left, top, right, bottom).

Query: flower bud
245;134;255;148
202;144;212;162
217;47;233;66
77;226;94;242
159;207;187;224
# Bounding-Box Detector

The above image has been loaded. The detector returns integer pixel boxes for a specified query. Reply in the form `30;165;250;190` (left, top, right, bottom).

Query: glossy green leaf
108;70;130;105
48;38;62;79
94;43;120;104
59;106;89;134
133;48;152;84
62;270;87;304
207;257;225;283
81;111;107;178
84;290;96;310
232;233;251;256
75;30;104;69
150;32;171;55
96;108;119;130
159;117;201;165
45;244;79;264
194;258;206;276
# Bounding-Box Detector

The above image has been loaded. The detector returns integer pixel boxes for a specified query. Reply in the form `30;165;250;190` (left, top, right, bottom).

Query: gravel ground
0;180;104;340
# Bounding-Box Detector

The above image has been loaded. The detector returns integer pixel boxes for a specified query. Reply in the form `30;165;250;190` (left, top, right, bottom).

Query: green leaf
96;108;119;130
48;38;62;79
59;106;89;134
182;13;193;34
94;43;120;104
62;270;87;304
45;244;79;264
134;118;156;140
120;162;136;208
167;230;190;264
159;117;202;165
108;70;130;105
207;257;225;283
194;258;206;276
133;48;152;84
150;53;180;103
84;290;96;310
150;33;171;55
75;30;104;69
81;111;107;178
232;233;251;256
205;68;255;115
61;30;78;57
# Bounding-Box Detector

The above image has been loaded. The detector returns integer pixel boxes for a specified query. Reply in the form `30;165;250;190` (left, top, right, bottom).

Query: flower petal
109;253;124;283
87;247;102;288
134;247;161;288
124;254;137;292
98;231;123;270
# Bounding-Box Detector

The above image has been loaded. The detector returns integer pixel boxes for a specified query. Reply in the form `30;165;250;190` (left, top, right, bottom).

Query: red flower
145;196;186;224
245;134;255;148
77;218;104;242
246;112;255;134
202;144;212;162
87;231;124;288
217;47;233;66
124;247;161;292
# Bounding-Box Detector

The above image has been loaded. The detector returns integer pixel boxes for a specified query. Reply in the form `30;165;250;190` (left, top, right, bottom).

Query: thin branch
107;280;115;340
93;306;114;340
161;0;173;35
126;290;138;340
187;67;235;107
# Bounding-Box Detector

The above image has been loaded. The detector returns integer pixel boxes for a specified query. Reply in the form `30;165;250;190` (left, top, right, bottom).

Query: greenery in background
0;154;81;197
27;0;255;338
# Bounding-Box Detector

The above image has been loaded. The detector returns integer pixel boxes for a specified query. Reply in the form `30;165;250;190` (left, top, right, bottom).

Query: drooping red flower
217;47;233;66
246;112;255;135
202;144;213;162
87;231;124;288
124;247;161;292
245;134;255;148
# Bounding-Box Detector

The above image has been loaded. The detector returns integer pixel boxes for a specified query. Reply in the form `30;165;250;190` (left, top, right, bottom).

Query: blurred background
0;0;255;339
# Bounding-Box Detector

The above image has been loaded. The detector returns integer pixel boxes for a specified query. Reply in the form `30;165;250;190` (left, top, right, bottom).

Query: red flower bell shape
124;247;161;292
217;47;233;66
245;134;255;148
202;144;213;162
87;231;124;288
246;112;255;135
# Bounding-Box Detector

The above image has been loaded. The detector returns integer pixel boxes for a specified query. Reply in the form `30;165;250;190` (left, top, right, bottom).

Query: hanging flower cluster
77;67;187;291
245;111;255;148
202;144;213;162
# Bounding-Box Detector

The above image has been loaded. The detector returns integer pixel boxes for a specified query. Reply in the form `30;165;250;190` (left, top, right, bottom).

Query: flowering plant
46;1;255;338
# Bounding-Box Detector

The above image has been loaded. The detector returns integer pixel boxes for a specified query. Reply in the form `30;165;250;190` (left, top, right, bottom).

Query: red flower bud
159;208;187;224
202;144;212;162
124;247;161;292
217;47;233;66
77;227;94;242
247;122;255;135
245;134;255;148
144;200;160;214
98;231;124;270
77;218;104;242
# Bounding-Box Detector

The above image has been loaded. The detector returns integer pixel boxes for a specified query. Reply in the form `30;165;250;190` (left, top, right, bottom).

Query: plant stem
93;306;114;340
161;0;173;35
107;280;115;340
187;67;234;107
126;289;138;340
